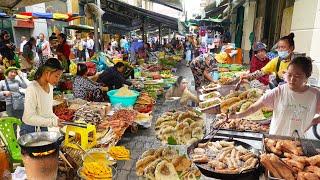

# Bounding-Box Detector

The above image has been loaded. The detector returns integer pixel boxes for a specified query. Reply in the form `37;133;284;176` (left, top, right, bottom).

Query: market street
116;62;194;179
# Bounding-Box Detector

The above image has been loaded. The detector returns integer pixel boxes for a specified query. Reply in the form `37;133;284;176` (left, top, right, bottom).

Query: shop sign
13;20;34;28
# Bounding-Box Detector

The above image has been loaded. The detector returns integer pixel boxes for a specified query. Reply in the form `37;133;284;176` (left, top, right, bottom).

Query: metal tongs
205;114;230;143
292;130;318;156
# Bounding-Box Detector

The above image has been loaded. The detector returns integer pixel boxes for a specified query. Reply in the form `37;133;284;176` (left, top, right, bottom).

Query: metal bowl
18;131;64;155
77;165;117;179
187;137;262;180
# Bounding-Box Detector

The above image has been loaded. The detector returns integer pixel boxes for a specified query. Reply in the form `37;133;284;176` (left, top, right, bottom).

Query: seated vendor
73;63;108;101
97;62;132;90
165;76;199;106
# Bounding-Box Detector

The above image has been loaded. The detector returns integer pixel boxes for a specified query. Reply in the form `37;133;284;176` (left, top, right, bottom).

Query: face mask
278;50;290;60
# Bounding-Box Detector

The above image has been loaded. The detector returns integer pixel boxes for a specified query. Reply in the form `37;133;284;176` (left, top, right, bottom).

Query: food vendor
229;57;320;137
249;42;270;87
241;33;295;88
165;76;199;106
21;58;64;136
73;63;108;101
190;53;217;90
97;62;132;90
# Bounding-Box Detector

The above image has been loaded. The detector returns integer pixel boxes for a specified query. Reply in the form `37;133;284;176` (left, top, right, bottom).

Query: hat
4;67;19;76
253;42;267;52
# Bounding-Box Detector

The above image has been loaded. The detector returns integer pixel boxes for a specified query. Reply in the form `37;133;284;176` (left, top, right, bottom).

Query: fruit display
155;110;204;145
160;70;173;79
190;140;259;174
212;116;269;133
143;82;164;99
261;138;320;180
79;162;112;179
54;108;75;121
135;147;201;179
143;64;162;72
108;146;130;160
159;58;178;69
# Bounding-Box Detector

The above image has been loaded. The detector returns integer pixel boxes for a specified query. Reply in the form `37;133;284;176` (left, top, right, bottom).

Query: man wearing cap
249;42;270;85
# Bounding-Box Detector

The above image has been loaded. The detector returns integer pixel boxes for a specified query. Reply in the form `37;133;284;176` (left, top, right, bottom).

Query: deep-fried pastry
305;166;320;177
208;160;226;169
172;156;192;172
308;155;320;166
269;153;295;180
260;154;282;179
192;154;209;163
297;172;319;180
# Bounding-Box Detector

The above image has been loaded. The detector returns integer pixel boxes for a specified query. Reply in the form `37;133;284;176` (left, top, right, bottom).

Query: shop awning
149;0;183;11
0;0;53;9
102;0;178;31
65;25;94;31
0;12;81;22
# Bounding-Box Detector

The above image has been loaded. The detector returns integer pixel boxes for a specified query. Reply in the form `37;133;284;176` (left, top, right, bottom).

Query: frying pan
187;137;262;180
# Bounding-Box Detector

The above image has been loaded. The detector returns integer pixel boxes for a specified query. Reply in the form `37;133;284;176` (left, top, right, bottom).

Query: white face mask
278;50;290;60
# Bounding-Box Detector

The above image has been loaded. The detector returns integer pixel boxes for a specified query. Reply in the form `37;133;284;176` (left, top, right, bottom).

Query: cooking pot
18;132;64;156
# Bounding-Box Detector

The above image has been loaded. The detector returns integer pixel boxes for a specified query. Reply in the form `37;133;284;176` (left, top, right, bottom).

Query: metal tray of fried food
262;134;320;155
210;117;270;135
262;134;320;180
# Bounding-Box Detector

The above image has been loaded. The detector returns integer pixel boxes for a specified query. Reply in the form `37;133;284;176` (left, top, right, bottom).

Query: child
21;58;64;136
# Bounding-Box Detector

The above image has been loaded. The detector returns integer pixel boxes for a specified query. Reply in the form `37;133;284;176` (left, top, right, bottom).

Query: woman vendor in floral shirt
73;63;108;101
190;53;217;90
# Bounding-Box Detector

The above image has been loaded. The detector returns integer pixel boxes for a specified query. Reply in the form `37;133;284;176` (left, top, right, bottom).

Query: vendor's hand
3;91;11;96
58;119;65;128
17;70;23;76
6;44;12;48
305;117;320;132
101;86;109;92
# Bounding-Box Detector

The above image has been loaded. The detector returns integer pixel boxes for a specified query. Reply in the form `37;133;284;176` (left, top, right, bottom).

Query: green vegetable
167;136;177;145
263;111;273;118
194;109;202;116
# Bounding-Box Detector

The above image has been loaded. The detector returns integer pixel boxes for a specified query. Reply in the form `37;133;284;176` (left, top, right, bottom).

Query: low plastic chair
0;117;22;164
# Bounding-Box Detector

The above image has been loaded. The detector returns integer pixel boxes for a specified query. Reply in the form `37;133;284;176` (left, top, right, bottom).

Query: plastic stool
64;124;97;150
0;117;22;163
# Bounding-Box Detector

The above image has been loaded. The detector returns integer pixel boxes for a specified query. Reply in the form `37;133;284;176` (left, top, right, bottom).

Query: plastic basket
107;90;139;107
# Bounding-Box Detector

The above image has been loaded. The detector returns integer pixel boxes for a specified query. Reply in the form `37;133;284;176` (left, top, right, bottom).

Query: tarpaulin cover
0;0;53;9
53;13;69;20
32;12;53;19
